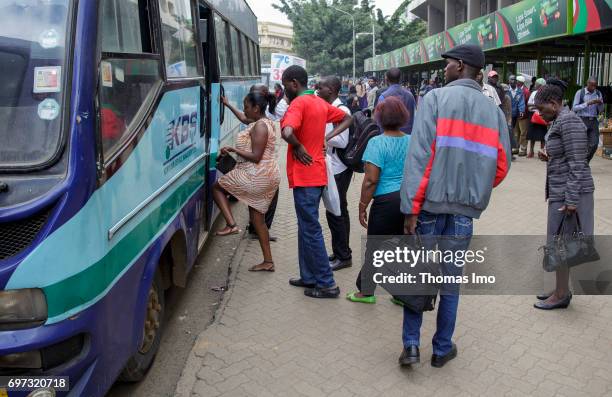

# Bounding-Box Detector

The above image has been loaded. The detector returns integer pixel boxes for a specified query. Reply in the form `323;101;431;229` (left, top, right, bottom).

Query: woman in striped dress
213;92;281;272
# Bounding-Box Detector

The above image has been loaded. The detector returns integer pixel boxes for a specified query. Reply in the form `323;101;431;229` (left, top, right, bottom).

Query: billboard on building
270;53;306;83
573;0;612;34
495;0;568;47
446;14;497;50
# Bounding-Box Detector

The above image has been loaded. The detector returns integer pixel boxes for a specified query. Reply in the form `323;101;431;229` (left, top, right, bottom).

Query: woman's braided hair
534;83;563;106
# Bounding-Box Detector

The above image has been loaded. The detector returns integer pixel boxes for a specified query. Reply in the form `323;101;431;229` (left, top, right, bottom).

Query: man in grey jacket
398;44;512;368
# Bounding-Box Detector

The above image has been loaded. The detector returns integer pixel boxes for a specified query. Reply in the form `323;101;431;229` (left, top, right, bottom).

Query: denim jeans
293;187;336;288
402;211;473;356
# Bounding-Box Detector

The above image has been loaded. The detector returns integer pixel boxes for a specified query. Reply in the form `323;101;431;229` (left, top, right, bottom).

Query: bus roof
207;0;258;42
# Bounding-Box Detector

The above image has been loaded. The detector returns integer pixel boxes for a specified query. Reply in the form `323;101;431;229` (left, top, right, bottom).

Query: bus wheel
119;268;165;382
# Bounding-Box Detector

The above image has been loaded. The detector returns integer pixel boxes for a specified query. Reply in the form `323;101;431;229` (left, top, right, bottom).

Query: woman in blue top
347;96;411;304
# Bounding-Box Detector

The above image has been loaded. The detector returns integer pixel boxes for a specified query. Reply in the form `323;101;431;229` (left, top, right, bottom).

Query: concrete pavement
175;143;612;397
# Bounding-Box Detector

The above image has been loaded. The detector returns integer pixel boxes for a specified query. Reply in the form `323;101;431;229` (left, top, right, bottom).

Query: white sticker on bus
33;66;61;93
38;98;60;121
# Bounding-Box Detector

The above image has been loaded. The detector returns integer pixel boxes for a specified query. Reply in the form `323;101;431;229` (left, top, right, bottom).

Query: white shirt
482;83;501;106
266;98;288;122
325;98;351;175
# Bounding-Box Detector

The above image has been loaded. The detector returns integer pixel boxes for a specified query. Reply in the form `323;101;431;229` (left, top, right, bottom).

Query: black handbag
376;234;439;313
216;153;236;174
542;213;600;272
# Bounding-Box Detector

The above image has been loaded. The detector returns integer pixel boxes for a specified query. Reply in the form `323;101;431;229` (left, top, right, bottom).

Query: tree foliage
272;0;426;77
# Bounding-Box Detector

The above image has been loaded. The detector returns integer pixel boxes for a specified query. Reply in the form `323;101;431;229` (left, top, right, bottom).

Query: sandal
248;261;275;272
215;223;240;236
346;291;376;304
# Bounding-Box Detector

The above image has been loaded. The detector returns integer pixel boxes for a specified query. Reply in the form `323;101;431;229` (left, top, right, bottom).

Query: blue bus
0;0;260;395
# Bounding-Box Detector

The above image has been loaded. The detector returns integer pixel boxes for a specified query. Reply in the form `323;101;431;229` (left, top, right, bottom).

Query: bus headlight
0;289;47;330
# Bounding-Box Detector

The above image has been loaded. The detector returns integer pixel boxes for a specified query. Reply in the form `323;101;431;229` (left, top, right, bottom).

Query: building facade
257;21;294;68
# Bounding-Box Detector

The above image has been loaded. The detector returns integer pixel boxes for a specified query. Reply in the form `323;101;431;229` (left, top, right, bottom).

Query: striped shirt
545;109;595;205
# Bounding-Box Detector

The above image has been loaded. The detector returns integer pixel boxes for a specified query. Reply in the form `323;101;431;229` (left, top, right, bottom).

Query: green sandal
346;291;376;304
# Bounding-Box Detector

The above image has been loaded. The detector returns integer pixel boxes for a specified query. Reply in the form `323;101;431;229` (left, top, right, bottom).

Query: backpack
335;110;381;173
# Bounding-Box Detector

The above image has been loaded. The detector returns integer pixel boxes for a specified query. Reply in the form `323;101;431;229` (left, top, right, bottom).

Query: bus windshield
0;0;70;170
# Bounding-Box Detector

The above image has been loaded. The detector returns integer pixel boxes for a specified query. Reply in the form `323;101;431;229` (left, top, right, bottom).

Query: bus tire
119;267;165;382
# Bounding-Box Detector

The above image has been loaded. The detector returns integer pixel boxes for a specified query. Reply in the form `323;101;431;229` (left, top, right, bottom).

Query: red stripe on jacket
436;118;499;147
494;142;509;187
411;141;436;214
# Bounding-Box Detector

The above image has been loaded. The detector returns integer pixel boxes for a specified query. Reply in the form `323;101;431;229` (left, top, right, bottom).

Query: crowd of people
213;43;598;368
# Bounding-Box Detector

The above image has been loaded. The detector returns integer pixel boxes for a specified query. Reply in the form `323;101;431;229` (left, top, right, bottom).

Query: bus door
196;2;215;248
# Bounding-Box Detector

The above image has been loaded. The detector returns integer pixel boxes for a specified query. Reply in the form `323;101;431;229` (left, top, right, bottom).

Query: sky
247;0;405;25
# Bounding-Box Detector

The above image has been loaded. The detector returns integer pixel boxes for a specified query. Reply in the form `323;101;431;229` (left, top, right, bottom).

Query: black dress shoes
399;346;420;366
431;343;457;368
533;294;572;310
537;291;572;301
330;258;352;271
304;286;340;299
289;278;315;288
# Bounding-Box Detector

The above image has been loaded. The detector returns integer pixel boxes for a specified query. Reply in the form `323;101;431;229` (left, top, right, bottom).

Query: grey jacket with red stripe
400;79;512;219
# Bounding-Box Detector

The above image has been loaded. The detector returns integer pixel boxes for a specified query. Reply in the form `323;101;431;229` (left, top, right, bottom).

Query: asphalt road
107;204;249;397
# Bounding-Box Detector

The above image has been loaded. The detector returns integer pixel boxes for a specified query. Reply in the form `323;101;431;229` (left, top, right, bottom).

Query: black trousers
325;168;353;261
356;191;404;295
247;188;279;233
581;117;600;162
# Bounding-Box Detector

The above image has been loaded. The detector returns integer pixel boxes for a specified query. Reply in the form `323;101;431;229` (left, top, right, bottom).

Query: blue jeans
293;187;336;288
402;211;473;356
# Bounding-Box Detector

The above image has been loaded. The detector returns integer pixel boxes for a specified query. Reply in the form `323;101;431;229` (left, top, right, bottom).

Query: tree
273;0;426;77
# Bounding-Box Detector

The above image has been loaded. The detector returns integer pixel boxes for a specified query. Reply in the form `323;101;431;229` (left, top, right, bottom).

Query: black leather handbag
542;213;600;272
216;153;236;174
376;234;439;313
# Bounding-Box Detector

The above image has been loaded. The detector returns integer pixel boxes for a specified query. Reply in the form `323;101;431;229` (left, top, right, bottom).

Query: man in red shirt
280;65;352;298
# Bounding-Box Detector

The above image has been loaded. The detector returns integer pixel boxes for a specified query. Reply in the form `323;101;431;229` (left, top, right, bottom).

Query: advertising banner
270;53;306;83
495;0;568;47
446;14;497;50
421;32;447;63
573;0;612;34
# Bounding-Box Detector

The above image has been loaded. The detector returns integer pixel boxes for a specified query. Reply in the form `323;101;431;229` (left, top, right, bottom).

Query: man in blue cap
398;44;512;368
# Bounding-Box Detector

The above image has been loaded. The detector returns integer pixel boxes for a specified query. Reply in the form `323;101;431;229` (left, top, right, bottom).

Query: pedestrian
367;77;379;112
509;75;528;156
534;83;595;310
526;78;548;158
346;85;361;114
317;76;354;272
572;77;604;162
489;71;516;160
280;65;353;298
418;79;433;102
357;81;368;110
374;68;416;134
476;69;501;105
400;44;511;367
213;92;281;271
274;83;284;104
346;96;411;304
221;84;285;240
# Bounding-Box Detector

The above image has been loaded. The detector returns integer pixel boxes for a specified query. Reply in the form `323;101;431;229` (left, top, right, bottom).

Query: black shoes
399;346;420;366
304;286;340;299
289;278;315;288
431;343;458;368
536;291;572;301
330;258;352;271
533;294;572;310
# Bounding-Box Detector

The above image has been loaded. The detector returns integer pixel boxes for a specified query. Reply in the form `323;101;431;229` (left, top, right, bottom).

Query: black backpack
335;110;381;173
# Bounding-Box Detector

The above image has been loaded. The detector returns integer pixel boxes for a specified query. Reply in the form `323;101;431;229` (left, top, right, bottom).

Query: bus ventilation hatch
0;209;51;261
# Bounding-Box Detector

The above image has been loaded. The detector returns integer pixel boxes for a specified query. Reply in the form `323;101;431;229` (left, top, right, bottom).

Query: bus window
240;34;250;76
229;26;242;76
99;0;161;157
158;0;199;78
249;41;257;77
214;14;230;76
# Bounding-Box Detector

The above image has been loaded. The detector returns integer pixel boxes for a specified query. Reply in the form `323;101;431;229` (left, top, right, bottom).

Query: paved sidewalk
176;144;612;397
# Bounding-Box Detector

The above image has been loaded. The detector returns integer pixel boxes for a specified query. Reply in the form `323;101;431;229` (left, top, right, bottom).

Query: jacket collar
445;78;482;92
